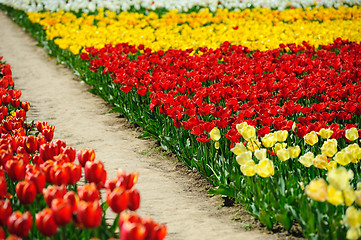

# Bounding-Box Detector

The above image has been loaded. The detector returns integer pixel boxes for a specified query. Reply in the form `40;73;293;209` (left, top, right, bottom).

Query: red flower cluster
0;58;166;239
83;39;361;143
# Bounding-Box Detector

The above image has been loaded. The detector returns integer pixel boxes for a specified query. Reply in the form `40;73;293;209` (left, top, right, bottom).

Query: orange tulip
77;149;95;167
84;160;107;186
43;185;67;207
106;187;128;214
77;183;100;202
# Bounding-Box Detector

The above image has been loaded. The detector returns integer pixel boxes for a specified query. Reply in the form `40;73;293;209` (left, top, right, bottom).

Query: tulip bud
43;185;67;207
77;149;95;167
78;183;100;202
107;187;128;214
127;188;140;211
84;160;107;186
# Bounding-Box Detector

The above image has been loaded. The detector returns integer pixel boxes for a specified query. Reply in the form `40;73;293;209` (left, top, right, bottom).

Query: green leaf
208;185;236;199
259;210;273;230
138;131;152;139
109;106;123;113
276;212;292;231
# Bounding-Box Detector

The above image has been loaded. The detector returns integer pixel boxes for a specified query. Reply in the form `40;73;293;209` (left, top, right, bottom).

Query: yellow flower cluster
27;6;361;54
305;167;361;239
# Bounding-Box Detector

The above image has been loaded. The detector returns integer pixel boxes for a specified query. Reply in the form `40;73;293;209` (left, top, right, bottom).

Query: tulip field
1;0;361;239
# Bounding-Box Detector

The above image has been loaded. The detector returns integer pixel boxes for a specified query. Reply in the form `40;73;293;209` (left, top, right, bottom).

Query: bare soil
0;11;303;240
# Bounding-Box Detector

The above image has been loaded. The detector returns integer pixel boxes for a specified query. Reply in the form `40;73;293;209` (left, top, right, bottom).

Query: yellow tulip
313;154;328;170
355;190;361;206
261;134;277;148
326;161;337;170
241;160;256;177
344;206;361;228
236;151;252;166
277;148;290;162
318;128;334;139
247;139;261;152
236;122;248;134
214;141;220;149
254;148;267;161
327;167;354;190
344;186;357;206
327;185;344;206
346;227;361;240
231;142;248;156
304;131;319;146
321;138;338;157
210;127;221;141
288;146;301;158
346;143;361;162
255;158;274;178
334;150;353;166
305;178;327;202
346;128;359;142
240;125;256;141
273;142;287;154
274;130;288;142
298;152;314;167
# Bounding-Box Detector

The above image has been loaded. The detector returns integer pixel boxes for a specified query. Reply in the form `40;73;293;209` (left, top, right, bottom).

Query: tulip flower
51;198;73;226
25;165;46;194
7;211;33;238
36;208;58;237
327;167;353;191
261;133;277;148
240;125;256;141
254;148;267;161
0;226;4;239
128;188;141;211
305;178;328;202
78;183;100;202
321;139;338;157
209;127;221;141
274;130;288;142
313;154;328;170
43;185;67;207
334;150;353;166
64;191;78;213
318;128;334;139
5;159;26;181
0;173;7;199
16;180;37;205
230;142;247;156
345;128;359;141
346;227;361;240
277;148;290;162
236;151;252;166
344;187;357;206
84;160;107;186
0;199;12;226
107;187;128;214
255;158;274;178
77;149;95;167
117;170;139;190
23;135;38;154
298;152;314;167
241;160;256;176
304;131;319;146
77;200;102;228
327;185;344;206
344;206;361;229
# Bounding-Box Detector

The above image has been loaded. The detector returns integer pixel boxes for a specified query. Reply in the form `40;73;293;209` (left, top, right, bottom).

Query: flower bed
0;58;166;239
1;1;361;239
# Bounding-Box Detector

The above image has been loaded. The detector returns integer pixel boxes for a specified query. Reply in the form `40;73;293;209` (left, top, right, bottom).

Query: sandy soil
0;10;298;240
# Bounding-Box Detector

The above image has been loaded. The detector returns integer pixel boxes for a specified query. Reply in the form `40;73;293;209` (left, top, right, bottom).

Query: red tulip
0;226;5;239
64;191;78;213
127;188;140;211
117;170;139;190
0;199;12;226
77;200;102;228
84;160;107;186
51;198;73;226
23;135;38;154
35;208;58;237
106;187;128;214
7;211;33;238
21;102;30;111
43;185;67;207
42;127;54;142
77;183;100;202
77;149;95;167
61;146;76;162
119;213;146;240
15;180;37;205
5;159;26;181
25;165;46;194
0;172;7;199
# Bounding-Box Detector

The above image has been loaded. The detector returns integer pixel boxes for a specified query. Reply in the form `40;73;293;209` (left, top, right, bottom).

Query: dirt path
0;11;281;240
